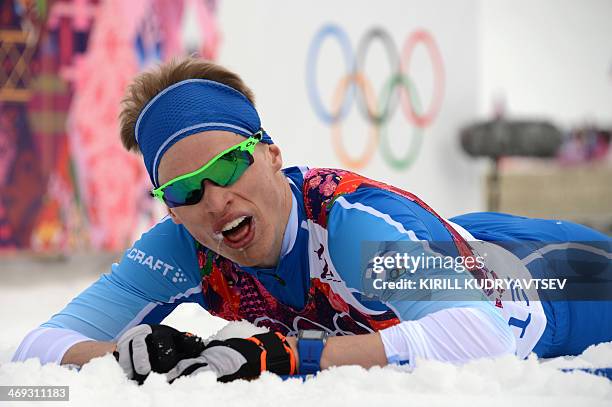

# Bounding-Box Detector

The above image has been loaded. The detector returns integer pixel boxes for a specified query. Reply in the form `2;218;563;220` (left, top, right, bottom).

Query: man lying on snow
13;57;612;383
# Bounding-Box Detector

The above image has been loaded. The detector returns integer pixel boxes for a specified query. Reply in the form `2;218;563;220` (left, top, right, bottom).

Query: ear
266;144;283;172
168;208;183;225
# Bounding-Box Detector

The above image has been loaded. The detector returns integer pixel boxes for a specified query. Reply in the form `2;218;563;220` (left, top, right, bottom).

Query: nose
200;179;232;214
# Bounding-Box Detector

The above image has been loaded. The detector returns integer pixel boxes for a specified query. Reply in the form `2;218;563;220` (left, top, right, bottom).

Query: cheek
235;169;280;235
246;167;281;210
172;207;209;233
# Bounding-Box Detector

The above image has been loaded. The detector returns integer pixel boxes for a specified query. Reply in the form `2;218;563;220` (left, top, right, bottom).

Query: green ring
378;74;424;170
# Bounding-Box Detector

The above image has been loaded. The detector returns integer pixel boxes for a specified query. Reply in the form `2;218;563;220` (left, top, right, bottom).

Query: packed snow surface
1;269;611;406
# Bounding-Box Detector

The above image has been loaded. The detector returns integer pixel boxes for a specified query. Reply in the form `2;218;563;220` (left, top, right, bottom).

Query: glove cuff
246;332;297;376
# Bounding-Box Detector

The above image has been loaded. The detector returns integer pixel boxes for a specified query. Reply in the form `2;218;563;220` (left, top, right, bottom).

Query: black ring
355;27;401;124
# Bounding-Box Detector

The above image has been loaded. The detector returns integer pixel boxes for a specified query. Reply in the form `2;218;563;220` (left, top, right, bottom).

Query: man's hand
114;324;205;384
166;331;296;383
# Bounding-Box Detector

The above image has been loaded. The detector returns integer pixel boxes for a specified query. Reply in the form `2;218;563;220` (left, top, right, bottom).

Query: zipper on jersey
257;270;286;286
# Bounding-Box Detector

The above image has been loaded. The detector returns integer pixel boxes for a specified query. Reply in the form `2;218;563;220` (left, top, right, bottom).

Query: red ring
400;29;445;128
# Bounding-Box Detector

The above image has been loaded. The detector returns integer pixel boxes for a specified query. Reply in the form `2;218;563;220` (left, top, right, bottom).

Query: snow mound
2;316;612;407
541;341;612;369
1;344;611;407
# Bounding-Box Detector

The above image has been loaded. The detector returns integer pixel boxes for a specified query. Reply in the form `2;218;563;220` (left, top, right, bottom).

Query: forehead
157;130;245;185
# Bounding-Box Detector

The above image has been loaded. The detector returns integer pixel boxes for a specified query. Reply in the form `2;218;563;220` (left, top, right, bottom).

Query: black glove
166;331;296;383
114;324;205;384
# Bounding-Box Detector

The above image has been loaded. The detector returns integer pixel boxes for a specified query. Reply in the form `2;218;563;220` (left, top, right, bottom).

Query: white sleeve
12;327;93;364
379;307;516;368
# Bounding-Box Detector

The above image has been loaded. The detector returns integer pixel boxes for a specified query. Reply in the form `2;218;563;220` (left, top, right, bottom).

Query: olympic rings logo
306;24;445;169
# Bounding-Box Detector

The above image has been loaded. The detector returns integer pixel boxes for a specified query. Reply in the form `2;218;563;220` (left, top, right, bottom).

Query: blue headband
135;78;273;186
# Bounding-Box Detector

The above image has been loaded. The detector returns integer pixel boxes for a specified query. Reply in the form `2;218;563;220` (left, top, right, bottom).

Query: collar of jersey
238;168;311;310
279;180;299;257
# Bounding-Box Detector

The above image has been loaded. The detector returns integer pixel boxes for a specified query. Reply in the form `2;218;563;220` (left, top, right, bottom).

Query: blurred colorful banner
0;0;219;252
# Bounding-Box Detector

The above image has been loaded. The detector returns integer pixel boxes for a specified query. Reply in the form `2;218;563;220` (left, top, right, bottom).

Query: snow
1;272;611;406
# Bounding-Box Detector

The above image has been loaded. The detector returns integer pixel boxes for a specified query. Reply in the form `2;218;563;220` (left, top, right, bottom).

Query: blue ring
306;24;355;124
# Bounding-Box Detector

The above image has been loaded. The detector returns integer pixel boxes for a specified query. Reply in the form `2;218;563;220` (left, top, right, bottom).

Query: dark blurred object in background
460;119;612;234
460;119;563;158
460;119;563;213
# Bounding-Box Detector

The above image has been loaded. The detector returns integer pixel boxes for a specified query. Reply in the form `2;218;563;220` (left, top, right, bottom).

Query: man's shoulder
120;216;200;284
131;216;196;253
145;215;187;235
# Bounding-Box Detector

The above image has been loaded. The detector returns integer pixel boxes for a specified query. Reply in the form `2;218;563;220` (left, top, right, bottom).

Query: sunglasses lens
163;181;204;208
208;149;254;186
161;149;254;207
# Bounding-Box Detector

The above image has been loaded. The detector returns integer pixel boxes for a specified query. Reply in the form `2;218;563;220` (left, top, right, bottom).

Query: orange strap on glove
243;332;297;377
166;331;296;383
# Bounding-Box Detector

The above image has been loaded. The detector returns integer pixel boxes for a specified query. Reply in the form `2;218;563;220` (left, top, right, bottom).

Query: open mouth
220;215;255;249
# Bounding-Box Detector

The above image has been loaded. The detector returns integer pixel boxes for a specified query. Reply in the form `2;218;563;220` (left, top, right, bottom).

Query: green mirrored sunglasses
151;130;262;208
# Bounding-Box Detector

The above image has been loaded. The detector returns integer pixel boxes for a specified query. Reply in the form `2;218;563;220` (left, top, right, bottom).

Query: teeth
221;216;247;232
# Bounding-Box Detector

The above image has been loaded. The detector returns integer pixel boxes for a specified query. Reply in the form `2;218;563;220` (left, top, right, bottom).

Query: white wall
479;0;612;127
217;0;482;216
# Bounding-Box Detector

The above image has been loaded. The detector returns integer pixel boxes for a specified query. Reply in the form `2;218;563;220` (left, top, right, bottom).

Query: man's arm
320;333;387;369
286;307;515;370
285;333;387;370
166;307;515;382
11;327;101;365
61;340;116;366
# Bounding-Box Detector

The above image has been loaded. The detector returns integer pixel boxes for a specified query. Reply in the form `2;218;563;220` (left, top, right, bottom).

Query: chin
238;243;275;268
199;232;274;268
